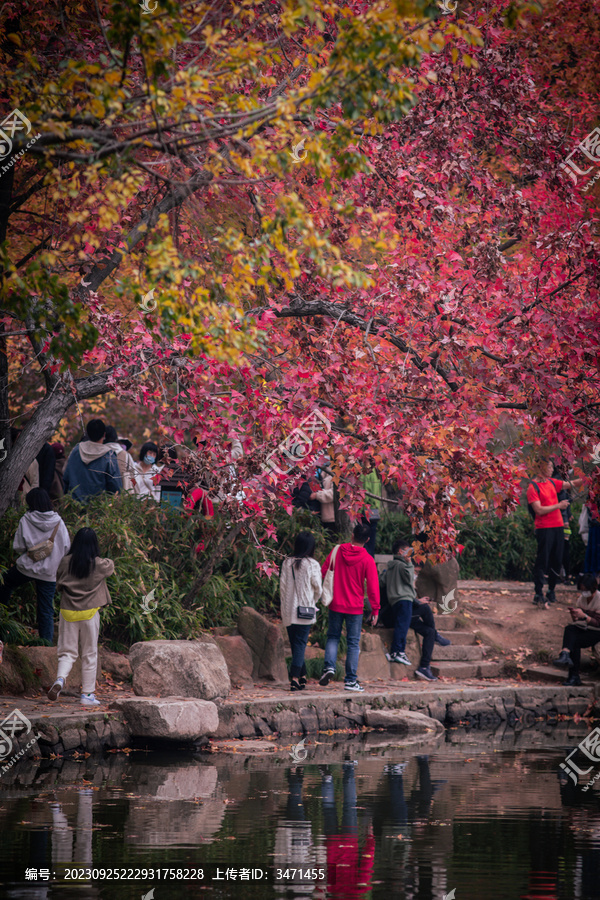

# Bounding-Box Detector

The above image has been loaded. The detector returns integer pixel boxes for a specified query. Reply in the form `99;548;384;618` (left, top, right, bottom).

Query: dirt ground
455;580;590;669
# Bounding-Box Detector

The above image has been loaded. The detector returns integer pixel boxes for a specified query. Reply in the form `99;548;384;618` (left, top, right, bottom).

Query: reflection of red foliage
326;834;375;900
520;870;558;900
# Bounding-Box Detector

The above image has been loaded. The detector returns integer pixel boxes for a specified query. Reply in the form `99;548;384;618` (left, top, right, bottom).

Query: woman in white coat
132;441;163;502
279;531;323;691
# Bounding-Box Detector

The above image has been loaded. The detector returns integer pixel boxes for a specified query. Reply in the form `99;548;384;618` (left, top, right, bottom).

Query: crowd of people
279;525;451;692
2;428;600;700
2;418;218;706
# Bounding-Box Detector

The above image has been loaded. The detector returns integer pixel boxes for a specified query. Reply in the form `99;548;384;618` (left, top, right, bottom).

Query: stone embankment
3;680;595;763
1;583;599;761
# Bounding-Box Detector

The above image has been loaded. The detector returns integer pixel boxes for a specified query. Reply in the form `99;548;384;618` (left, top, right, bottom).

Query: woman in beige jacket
310;463;336;535
48;527;114;707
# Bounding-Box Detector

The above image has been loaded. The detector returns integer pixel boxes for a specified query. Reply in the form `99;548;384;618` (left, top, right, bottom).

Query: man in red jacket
319;523;380;692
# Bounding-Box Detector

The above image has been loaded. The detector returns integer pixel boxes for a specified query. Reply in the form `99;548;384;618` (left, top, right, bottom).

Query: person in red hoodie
319;523;380;692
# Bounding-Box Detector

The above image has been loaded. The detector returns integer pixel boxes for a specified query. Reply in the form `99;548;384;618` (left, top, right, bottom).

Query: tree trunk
0;371;111;517
0;162;15;505
181;523;244;608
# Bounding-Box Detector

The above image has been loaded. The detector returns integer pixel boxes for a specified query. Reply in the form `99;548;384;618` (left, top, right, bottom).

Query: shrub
375;504;586;582
0;493;334;650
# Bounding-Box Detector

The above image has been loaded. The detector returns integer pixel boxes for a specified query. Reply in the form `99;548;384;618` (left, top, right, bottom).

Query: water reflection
1;728;600;898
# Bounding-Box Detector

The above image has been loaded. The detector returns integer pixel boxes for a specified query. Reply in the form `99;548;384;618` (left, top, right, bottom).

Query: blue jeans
287;624;311;679
324;610;363;683
390;599;413;655
0;566;55;642
322;764;358;835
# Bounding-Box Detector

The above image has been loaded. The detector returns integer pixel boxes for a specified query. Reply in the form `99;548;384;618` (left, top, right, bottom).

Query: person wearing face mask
132;441;163;502
552;575;600;686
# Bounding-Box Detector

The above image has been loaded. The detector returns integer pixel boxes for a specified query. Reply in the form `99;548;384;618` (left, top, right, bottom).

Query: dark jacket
63;441;122;502
292;480;320;512
36;442;56;493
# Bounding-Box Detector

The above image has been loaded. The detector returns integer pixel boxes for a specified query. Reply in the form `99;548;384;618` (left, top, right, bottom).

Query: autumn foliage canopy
1;0;599;562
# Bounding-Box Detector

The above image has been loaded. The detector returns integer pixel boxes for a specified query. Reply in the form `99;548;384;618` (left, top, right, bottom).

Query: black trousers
562;624;600;674
411;602;435;669
533;527;564;596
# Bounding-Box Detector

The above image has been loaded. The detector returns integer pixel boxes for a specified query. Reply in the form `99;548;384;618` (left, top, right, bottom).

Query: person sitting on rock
48;527;114;707
552;575;600;686
384;539;450;682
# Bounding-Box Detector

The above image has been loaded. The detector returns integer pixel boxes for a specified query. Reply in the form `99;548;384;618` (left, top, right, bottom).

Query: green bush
0;494;335;650
0;491;585;650
375;503;586;582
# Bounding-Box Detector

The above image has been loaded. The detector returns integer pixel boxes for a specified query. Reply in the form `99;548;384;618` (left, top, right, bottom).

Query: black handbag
297;605;316;620
291;564;316;620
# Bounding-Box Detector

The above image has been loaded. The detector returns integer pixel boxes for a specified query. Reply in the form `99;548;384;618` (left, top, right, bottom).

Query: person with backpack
527;458;583;608
319;523;380;692
279;532;323;691
0;488;70;642
48;527;114;706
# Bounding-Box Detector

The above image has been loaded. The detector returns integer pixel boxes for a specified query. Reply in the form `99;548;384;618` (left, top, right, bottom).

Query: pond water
1;726;600;899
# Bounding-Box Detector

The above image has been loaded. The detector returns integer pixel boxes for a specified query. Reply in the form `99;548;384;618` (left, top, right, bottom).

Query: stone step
431;661;480;679
431;660;504;679
432;644;484;661
520;664;567;683
432;614;461;630
439;630;476;645
478;660;505;678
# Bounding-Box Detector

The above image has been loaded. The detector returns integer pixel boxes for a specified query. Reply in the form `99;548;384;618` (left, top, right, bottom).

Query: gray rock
19;646;102;695
237;607;289;682
214;635;254;685
112;697;218;740
129;640;231;700
61;727;83;751
270;709;303;735
100;648;132;681
364;708;444;735
232;713;256;738
416;557;459;605
298;706;319;734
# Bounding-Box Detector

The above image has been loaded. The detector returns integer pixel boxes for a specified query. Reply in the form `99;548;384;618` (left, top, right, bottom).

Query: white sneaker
390;651;411;666
48;677;64;701
344;680;365;692
80;693;101;707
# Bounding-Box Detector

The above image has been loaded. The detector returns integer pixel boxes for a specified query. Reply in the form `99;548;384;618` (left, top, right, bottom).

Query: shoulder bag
290;560;317;620
27;522;60;562
321;544;340;608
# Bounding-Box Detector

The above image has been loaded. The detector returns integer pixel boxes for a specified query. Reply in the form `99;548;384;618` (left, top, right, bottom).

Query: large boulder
357;632;390;681
112;697;219;739
214;635;254;686
416;557;460;605
100;648;132;681
237;607;289;682
19;646;102;695
129;640;230;700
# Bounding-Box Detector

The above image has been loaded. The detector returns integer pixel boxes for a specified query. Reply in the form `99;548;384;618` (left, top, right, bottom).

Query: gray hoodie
13;510;70;582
